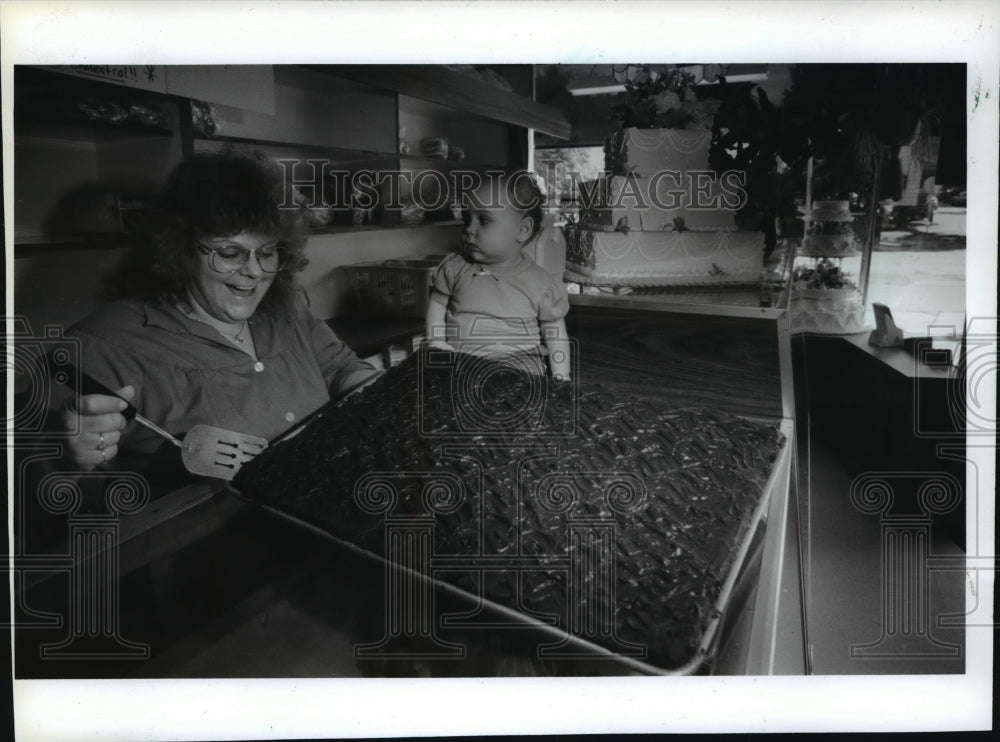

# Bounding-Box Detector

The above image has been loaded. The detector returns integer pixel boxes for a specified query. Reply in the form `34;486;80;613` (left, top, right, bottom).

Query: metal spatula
57;362;268;480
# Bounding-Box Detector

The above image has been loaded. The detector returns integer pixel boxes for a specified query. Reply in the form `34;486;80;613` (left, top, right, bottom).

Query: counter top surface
836;331;960;380
326;315;424;357
326;306;786;420
567;288;787;319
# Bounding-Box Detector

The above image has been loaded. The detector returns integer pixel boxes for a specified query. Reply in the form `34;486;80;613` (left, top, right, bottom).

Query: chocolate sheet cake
233;349;784;670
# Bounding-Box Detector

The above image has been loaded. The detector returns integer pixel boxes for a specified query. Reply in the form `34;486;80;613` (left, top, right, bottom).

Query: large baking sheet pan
237;417;793;676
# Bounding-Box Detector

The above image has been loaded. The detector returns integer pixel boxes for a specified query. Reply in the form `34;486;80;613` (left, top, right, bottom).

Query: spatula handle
52;359;138;420
52;358;183;448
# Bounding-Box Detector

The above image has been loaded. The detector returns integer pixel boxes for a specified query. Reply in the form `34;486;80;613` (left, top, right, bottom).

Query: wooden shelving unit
15;118;174;143
13;63;569;243
190;134;397;163
309;64;571;139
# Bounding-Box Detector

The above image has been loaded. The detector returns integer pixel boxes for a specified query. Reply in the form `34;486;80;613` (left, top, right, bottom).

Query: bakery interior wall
12;227;462;333
13;65;529;333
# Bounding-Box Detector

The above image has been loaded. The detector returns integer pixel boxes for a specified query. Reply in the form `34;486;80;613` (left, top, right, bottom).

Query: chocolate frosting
234;350;783;669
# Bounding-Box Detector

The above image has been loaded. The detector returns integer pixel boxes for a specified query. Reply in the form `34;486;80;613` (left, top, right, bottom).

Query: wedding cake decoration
565;67;764;287
789;200;868;334
799;200;860;258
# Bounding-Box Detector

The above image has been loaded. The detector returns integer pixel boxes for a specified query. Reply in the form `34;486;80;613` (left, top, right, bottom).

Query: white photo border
4;1;997;738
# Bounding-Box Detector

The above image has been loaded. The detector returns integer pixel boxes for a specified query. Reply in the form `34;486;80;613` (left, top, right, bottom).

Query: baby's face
461;182;533;266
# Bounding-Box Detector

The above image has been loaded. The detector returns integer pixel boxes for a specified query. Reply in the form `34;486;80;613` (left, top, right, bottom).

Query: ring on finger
101;448;109;462
98;433;106;451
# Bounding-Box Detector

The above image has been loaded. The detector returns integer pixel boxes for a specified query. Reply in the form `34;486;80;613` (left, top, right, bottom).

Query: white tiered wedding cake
565;128;764;287
789;200;869;334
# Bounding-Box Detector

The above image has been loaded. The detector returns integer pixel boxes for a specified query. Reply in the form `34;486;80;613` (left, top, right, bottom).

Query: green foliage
612;66;720;130
780;64;959;200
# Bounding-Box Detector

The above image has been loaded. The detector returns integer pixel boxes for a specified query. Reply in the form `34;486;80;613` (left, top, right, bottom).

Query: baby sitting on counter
425;172;571;381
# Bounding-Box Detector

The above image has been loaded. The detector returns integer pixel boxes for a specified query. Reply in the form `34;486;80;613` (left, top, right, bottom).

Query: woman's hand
61;385;134;470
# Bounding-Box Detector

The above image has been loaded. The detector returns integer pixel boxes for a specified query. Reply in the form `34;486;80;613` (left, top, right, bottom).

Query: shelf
315;65;571;139
398;155;508;171
191;134;397;164
307;220;462;237
186;148;506;173
13;233;131;252
533;140;607;150
13;63;540;261
15;116;173;143
795;251;862;259
15;67;178;143
567;289;788;320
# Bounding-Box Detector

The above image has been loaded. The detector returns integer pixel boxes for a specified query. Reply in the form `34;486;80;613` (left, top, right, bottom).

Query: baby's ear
517;215;536;244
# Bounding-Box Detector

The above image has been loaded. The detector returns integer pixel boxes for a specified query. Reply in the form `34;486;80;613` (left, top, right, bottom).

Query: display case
788;199;871;335
12;64;803;679
14;302;803;678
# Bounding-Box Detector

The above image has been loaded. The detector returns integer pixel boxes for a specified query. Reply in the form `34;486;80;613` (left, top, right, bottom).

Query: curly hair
104;147;309;314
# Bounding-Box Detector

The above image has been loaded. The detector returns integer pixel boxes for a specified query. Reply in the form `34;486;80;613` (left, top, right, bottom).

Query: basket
344;255;448;318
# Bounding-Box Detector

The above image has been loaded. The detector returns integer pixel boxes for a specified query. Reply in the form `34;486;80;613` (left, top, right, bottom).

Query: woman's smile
225;282;259;298
189;231;276;323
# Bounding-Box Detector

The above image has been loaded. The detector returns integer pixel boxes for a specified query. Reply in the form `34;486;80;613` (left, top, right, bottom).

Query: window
866;200;966;337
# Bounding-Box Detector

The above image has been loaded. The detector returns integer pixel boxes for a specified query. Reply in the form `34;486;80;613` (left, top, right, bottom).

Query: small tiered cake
789;200;868;334
798;200;861;258
565;128;765;287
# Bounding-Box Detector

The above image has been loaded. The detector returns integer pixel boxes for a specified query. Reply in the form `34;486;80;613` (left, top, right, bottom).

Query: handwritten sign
40;65;167;93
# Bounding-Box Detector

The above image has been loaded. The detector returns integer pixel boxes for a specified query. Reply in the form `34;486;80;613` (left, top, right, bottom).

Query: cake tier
232;350;784;670
800;234;860;257
566;228;764;286
579;175;737;231
807;200;853;222
790;288;868;334
605;128;713;177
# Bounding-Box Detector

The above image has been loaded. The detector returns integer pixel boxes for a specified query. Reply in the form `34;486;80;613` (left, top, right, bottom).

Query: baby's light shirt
429;252;569;355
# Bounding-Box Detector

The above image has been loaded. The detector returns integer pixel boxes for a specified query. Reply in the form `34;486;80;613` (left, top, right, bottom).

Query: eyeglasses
196;241;287;274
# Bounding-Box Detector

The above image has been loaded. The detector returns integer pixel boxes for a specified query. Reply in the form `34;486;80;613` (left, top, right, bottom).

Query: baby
425;172;571;381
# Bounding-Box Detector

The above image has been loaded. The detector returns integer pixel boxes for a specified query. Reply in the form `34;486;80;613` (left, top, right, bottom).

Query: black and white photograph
2;1;996;739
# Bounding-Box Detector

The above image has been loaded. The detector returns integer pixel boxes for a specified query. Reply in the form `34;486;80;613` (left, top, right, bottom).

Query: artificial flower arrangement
611;66;721;130
792;258;857;290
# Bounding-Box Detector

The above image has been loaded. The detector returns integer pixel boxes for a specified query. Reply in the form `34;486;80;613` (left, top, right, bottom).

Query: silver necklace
216;319;248;344
181;302;248;344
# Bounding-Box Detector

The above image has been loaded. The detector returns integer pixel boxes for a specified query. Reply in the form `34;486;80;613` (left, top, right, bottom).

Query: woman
61;149;379;480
